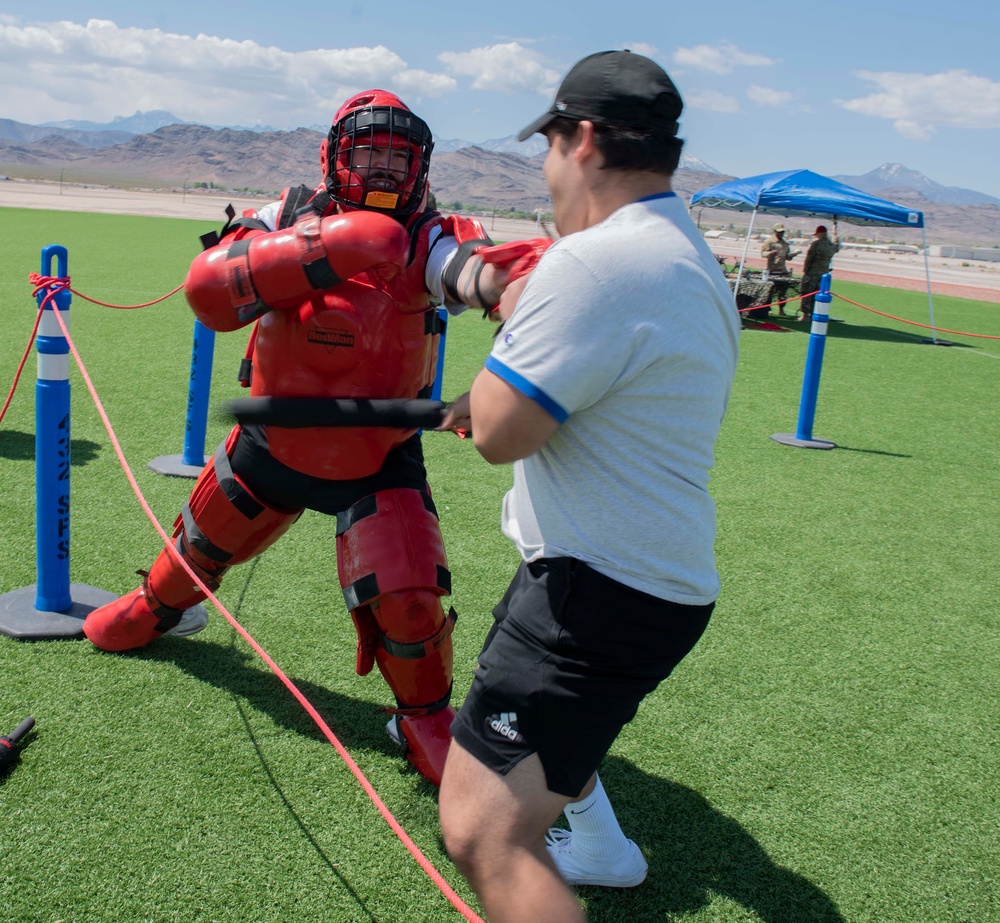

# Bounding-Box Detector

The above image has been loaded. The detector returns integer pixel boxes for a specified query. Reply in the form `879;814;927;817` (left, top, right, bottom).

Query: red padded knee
336;488;454;710
373;589;454;710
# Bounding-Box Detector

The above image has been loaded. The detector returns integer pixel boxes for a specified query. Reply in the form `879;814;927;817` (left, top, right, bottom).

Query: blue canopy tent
691;169;938;335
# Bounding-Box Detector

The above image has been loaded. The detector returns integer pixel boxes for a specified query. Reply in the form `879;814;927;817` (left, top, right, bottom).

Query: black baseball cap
518;50;683;142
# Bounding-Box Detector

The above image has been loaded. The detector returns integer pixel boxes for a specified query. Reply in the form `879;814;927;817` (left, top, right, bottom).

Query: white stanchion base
919;338;954;346
770;434;837;450
148;454;207;478
0;584;117;640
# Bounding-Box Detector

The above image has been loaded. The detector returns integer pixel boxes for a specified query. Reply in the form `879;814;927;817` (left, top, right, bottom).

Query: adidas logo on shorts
487;712;522;742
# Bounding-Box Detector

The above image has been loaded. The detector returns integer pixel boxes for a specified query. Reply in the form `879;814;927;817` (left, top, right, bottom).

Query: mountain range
2;111;999;245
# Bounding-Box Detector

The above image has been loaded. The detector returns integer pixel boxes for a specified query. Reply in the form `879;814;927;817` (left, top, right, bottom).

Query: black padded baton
226;397;448;429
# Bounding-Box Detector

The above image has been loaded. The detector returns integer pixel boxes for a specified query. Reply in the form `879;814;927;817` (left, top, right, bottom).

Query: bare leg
439;741;587;923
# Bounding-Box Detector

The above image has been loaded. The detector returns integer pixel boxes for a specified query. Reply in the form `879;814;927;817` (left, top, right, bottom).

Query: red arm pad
436;214;491;245
474;237;553;279
184;211;410;331
472;237;554;318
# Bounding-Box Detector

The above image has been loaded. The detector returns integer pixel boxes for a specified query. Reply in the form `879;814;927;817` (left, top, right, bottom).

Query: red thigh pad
147;429;301;610
336;488;453;711
336;488;450;611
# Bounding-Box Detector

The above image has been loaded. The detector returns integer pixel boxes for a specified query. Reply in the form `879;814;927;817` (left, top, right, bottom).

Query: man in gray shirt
438;51;740;922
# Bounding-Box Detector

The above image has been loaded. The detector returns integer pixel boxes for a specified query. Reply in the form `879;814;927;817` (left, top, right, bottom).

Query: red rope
737;289;817;315
832;293;1000;340
734;284;1000;340
18;273;484;923
0;297;48;426
28;273;183;309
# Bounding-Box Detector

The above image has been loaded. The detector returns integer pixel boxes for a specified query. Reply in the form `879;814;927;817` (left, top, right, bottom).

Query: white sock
562;774;632;860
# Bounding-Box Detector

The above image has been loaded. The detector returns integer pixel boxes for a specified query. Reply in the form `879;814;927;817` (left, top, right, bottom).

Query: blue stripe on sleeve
484;355;569;424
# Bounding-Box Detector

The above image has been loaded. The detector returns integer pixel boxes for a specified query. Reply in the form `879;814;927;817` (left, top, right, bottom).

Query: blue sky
2;1;1000;196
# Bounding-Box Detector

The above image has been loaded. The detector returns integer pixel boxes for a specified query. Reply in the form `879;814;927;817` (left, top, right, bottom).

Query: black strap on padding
436;564;452;596
200;230;221;251
176;445;266;565
200;204;240;249
237;357;253;387
442;238;492;304
424;309;445;336
380;606;457;660
299;188;333;223
180;504;232;564
220;202;237;235
229;216;271;234
225;238;271;325
337;489;446;608
335;494;379;536
407;210;441;263
340;561;451;614
336;489;439;537
475;258;493;318
386;684;453;718
342;573;380;612
136;570;186;624
303;256;341;290
213;443;265;520
277;184;317;230
226;237;252;263
422;491;439;520
285;193;341;291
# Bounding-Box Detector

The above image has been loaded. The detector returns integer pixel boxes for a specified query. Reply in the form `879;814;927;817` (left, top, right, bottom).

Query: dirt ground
4;178;1000;306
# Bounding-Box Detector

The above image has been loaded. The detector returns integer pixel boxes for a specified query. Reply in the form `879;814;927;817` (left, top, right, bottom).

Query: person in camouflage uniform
799;225;840;321
760;224;800;316
761;223;796;273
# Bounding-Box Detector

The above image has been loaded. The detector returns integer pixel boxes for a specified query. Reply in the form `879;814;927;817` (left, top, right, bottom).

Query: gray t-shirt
485;192;740;604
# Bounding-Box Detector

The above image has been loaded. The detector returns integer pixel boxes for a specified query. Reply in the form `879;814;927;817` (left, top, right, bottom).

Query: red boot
83;588;206;652
390;707;456;786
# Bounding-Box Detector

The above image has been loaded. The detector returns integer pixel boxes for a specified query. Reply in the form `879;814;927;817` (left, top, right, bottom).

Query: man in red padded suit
83;89;543;786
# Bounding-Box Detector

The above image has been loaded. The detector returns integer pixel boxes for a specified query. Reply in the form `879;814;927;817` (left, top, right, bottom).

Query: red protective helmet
320;89;433;221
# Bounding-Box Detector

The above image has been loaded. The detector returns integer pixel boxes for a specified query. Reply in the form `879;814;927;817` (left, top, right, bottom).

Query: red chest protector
253;235;436;478
237;189;485;480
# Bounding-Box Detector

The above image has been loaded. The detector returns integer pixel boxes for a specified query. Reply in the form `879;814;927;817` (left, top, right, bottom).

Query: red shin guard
397;706;455;786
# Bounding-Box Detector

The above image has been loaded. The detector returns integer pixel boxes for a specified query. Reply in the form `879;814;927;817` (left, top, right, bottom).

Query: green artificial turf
1;207;998;922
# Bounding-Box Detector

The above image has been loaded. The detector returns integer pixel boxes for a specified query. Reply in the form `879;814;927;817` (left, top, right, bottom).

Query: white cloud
686;90;739;113
746;85;793;107
838;69;1000;140
438;42;559;95
672;42;775;76
0;18;458;128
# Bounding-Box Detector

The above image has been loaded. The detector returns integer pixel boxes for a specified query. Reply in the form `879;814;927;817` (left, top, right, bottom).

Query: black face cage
326;106;434;219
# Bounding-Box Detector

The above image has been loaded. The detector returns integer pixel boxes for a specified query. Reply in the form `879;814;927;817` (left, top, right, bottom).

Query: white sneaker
545;827;648;888
163;606;208;639
386;715;404;747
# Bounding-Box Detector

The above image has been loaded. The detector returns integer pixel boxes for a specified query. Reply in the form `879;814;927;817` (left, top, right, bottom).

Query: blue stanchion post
148;319;215;477
182;320;215;466
770;272;837;450
33;246;73;612
0;245;116;639
430;307;449;401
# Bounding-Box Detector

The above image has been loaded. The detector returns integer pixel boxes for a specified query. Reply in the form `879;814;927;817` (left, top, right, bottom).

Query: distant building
928;245;1000;263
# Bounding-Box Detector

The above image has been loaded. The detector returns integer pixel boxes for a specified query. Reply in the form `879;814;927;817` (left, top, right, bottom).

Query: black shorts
450;557;714;797
230;424;428;514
